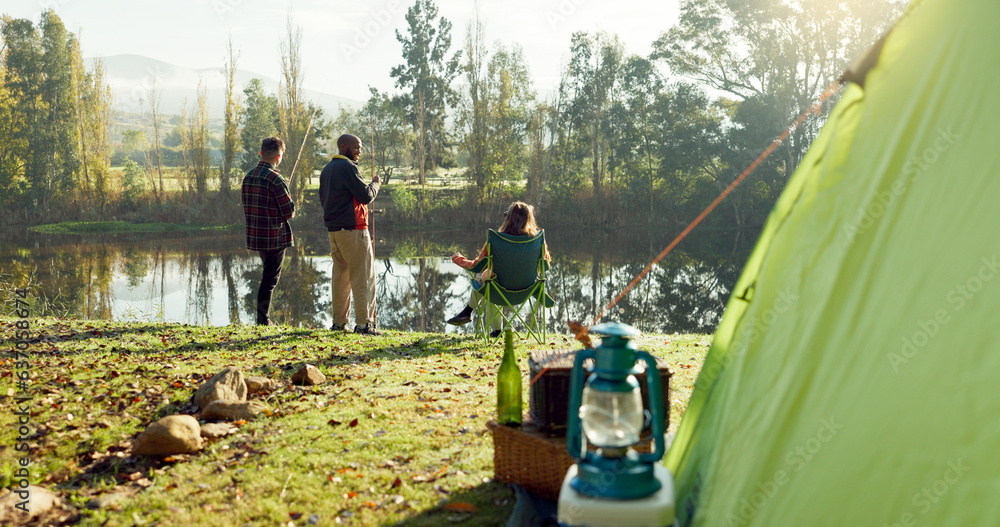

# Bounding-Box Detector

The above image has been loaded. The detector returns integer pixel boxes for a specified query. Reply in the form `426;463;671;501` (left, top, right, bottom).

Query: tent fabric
664;0;1000;525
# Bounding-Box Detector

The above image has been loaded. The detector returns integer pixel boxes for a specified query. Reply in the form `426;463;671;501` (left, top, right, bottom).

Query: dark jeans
256;249;285;325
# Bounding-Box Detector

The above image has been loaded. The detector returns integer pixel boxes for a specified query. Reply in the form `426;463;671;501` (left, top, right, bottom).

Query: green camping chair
468;229;554;344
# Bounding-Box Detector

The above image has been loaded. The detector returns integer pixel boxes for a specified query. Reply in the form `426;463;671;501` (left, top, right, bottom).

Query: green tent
665;0;1000;525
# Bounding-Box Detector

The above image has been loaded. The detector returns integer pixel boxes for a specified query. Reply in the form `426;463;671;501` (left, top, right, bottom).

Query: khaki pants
329;229;376;326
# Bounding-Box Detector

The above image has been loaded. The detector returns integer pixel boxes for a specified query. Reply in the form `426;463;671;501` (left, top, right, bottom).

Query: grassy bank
0;318;709;525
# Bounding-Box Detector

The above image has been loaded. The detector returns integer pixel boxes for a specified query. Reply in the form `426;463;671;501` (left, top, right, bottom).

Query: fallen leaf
568;320;594;349
328;419;341;426
443;502;478;512
431;465;449;479
390;477;402;489
345;491;358;499
349;418;359;428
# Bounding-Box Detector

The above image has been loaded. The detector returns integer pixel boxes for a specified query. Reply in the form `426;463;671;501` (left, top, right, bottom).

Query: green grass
0;318;709;525
29;221;242;235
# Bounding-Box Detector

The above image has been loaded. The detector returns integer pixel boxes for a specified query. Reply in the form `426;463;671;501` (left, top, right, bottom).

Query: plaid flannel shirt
241;161;295;251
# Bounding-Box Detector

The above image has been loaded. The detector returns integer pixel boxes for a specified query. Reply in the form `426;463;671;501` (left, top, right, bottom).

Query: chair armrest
469;258;490;273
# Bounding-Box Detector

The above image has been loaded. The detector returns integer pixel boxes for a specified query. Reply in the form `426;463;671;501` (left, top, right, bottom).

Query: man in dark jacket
241;136;295;326
319;133;381;335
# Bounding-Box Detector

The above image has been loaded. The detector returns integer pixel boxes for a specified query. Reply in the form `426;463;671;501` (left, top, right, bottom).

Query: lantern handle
636;351;666;463
565;348;596;460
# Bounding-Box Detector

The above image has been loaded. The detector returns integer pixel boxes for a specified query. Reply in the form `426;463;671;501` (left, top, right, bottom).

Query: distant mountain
91;54;360;119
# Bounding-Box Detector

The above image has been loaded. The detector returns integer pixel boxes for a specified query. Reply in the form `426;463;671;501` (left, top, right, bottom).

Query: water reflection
0;226;756;335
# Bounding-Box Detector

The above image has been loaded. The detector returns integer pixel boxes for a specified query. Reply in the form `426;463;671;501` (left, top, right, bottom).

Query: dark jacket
241;161;295;251
318;155;379;231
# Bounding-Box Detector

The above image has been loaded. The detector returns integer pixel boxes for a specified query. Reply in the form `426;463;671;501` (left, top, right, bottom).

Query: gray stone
131;415;203;456
85;492;126;510
0;486;61;525
200;422;238;439
245;376;276;394
291;364;326;386
201;400;269;421
193;367;247;410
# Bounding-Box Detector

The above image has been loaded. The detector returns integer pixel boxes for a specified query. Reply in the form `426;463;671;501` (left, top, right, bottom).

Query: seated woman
446;201;551;335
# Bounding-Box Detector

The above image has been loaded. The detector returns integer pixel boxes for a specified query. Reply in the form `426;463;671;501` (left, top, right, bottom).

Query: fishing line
528;80;844;387
587;80;844;328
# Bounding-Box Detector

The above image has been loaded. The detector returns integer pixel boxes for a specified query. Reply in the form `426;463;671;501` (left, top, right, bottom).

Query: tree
145;78;164;200
483;46;533;188
278;17;312;202
563;31;623;197
0;34;28;205
221;36;241;194
72;50;113;206
120;130;148;162
187;80;210;194
391;0;461;185
458;14;488;205
176;97;191;175
457;13;534;213
525;101;552;208
652;0;904;199
239;78;279;172
363;89;409;184
334;88;409;185
606;55;664;215
2;13;67;208
39;11;80;200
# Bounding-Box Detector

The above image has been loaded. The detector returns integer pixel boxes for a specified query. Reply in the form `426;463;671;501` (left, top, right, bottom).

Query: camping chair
468;229;555;344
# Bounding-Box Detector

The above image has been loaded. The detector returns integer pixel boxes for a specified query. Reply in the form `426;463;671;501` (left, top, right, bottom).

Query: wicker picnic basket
528;349;673;434
487;418;574;500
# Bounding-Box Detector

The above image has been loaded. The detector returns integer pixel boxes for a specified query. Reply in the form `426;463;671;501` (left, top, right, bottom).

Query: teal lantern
565;321;666;500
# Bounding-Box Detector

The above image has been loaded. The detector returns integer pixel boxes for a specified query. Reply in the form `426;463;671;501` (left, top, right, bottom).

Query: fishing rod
370;116;378;327
286;105;319;191
286;77;330;192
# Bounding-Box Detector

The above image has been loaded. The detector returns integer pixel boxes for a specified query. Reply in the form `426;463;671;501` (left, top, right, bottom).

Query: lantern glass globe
580;381;644;448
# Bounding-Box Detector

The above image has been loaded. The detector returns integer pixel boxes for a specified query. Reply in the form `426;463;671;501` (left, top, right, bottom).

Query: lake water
0;224;758;335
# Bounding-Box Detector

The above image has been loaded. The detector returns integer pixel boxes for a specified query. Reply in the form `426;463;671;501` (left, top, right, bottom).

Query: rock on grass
193;366;247;410
291;364;326;386
132;415;203;456
201;400;270;421
245;376;277;394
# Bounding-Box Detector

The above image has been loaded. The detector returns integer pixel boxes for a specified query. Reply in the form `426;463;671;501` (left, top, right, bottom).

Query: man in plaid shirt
241;136;296;325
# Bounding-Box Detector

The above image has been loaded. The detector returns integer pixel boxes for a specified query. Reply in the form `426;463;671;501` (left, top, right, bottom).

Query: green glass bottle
497;329;522;425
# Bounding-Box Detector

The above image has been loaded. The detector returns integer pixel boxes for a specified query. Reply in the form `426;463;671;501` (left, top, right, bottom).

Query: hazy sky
6;0;681;102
